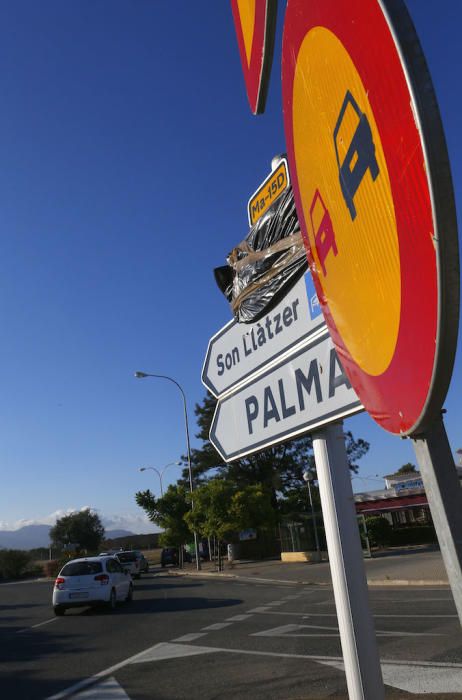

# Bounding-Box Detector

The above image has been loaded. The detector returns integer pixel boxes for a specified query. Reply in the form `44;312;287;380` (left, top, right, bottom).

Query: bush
0;549;34;579
364;516;393;547
389;526;437;547
43;558;71;578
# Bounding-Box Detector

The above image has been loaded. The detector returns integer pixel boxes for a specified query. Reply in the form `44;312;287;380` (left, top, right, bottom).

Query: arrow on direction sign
202;273;325;398
210;329;362;461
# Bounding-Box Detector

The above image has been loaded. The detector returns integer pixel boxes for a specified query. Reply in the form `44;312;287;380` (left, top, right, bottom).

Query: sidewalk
169;547;449;586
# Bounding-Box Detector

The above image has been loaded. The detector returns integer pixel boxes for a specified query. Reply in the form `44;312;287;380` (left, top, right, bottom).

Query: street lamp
302;469;321;558
134;371;201;570
138;461;182;497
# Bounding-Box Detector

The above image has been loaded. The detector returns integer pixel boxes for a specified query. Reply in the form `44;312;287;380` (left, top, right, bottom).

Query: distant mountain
0;525;52;550
102;529;134;540
0;525;136;550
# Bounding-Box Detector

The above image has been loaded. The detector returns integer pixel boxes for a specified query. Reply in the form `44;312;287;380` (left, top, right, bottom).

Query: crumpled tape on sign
215;185;308;323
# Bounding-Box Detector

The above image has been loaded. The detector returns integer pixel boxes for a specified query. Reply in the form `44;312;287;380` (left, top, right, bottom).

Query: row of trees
135;391;370;551
48;397;421;557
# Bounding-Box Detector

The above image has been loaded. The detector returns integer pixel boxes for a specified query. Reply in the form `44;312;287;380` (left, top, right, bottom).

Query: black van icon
333;90;379;221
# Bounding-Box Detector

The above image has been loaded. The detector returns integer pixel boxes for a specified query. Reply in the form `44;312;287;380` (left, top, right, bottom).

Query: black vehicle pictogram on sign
334;90;380;221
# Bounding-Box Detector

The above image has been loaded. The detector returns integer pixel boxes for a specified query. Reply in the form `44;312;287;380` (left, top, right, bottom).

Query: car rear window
117;552;137;562
61;561;103;576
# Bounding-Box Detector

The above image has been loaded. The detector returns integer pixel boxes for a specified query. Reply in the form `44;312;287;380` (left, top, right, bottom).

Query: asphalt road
2;569;462;699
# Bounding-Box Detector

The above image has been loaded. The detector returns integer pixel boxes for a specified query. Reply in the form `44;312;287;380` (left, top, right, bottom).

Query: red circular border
282;0;438;434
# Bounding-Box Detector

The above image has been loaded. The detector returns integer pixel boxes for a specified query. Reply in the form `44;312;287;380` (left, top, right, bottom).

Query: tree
184;479;276;543
135;484;191;547
185;392;370;521
50;509;105;553
397;463;417;474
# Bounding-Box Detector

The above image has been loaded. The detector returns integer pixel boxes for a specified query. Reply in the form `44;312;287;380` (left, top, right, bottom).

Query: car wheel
106;588;117;611
54;606;66;616
125;583;133;603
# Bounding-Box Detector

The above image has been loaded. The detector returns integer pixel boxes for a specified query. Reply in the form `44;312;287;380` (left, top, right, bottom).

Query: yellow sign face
248;159;290;226
292;28;401;376
237;0;256;68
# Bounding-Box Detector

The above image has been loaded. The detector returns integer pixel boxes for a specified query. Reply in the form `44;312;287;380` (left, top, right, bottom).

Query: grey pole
303;470;321;556
313;421;384;700
139;466;163;496
412;415;462;625
135;371;201;571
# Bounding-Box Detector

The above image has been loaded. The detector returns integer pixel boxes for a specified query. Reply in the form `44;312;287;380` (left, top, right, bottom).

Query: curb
167;570;449;587
0;576;54;586
168;570;329;586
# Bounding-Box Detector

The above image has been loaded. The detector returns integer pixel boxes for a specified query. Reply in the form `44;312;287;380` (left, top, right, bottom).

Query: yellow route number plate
247;158;290;226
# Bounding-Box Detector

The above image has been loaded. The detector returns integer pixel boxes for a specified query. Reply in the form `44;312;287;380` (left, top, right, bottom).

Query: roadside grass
142;548;161;566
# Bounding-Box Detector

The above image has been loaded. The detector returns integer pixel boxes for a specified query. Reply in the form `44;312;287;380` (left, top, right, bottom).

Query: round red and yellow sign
282;0;458;435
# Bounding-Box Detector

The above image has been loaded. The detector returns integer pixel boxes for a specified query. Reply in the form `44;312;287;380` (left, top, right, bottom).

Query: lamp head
134;371;149;378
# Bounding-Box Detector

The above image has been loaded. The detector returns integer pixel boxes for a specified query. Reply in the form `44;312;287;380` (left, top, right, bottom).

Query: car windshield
117;553;137;562
60;561;103;576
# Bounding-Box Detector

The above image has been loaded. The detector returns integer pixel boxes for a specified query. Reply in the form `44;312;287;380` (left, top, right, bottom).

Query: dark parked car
161;548;178;567
160;547;191;567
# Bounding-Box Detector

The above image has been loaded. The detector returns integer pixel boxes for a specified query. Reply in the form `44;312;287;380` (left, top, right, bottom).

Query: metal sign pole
313;421;384;700
412;415;462;625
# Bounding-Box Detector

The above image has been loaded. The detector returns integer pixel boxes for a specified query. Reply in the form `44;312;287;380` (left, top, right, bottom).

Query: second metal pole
412;415;462;625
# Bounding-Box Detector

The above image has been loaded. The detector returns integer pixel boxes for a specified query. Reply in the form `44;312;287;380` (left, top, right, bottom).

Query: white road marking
369;597;452;603
16;617;57;633
72;676;130;699
46;643;179;699
133;639;462;694
381;663;462;693
131;642;220;664
252;623;443;638
317;659;462;695
225;614;253;622
47;637;462;700
251;607;456;619
172;633;208;642
202;622;232;631
254;622;339;635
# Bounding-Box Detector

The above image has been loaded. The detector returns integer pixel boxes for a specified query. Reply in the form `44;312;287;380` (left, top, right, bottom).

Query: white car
52;556;133;615
114;550;142;579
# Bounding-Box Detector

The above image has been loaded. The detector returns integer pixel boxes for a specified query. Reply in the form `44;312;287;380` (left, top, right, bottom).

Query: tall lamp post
139;461;182;497
302;469;321;559
134;371;201;571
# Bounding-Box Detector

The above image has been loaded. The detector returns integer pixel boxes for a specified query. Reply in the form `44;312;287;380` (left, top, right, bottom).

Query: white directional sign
202;273;325;397
210;329;362;461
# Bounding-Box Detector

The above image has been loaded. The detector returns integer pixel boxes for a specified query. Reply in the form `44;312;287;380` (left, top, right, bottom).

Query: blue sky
0;1;460;533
